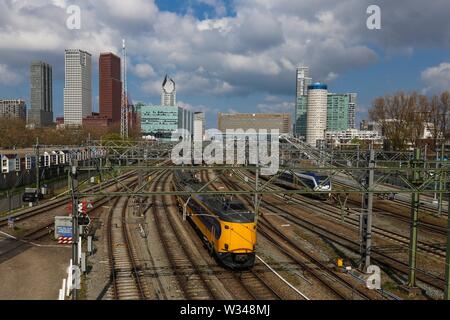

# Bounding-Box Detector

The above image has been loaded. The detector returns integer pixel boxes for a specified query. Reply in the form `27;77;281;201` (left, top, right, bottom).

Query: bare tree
423;91;450;150
369;92;426;151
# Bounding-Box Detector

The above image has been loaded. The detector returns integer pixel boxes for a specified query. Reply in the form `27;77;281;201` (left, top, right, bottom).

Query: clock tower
161;75;176;106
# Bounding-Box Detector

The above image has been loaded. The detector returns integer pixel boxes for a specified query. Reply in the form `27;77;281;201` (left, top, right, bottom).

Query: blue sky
1;0;450;129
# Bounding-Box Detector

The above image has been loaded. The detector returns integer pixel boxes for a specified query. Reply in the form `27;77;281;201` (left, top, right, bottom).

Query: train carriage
278;171;332;200
174;171;256;269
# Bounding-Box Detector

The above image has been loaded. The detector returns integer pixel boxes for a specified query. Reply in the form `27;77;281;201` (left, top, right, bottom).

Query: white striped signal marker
58;237;73;244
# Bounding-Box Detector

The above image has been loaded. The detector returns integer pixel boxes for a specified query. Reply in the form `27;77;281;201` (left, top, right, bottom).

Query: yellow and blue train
174;171;256;269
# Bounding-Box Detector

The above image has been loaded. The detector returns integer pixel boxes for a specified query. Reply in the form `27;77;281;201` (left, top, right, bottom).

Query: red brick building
99;53;122;125
83;113;111;129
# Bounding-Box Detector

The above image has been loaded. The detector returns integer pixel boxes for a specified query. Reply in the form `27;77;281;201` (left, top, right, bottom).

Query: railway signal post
406;148;422;294
35;139;40;203
70;164;80;300
445;183;450;300
360;148;375;270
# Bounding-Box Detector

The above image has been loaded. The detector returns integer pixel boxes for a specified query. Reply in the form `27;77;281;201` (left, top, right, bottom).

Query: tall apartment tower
64;49;92;126
194;112;205;142
296;66;312;97
295;66;312;138
29;61;53;127
161;75;176;106
348;93;357;129
0;100;26;121
306;83;328;147
99;53;122;123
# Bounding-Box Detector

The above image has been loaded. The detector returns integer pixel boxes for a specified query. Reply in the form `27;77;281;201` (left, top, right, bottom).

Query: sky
1;0;450;129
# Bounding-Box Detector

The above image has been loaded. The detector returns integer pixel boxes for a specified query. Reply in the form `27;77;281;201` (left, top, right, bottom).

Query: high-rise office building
64;49;92;126
0;100;26;121
295;66;312;138
194;112;205;142
348;93;357;129
327;94;350;132
296;66;312;97
161;75;176;107
99;53;122;124
295;95;308;138
306;83;328;147
29;61;53;127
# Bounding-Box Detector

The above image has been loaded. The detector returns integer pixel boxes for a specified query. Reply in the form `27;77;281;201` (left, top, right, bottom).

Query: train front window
224;212;254;223
317;176;331;186
228;202;246;211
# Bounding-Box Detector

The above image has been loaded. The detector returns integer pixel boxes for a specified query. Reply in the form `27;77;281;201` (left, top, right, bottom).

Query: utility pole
407;148;422;292
438;141;445;216
35;138;40;199
360;148;375;269
138;158;143;216
255;136;260;225
70;164;79;300
445;176;450;300
120;39;129;140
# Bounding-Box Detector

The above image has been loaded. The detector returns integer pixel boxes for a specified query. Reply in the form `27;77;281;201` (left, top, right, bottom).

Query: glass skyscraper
327;94;350;132
29;61;53;127
294;95;308;138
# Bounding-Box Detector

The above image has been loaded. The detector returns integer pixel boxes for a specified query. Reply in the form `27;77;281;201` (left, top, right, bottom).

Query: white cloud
422;63;450;92
0;64;23;86
178;101;219;115
2;0;450;102
132;63;156;79
325;72;339;82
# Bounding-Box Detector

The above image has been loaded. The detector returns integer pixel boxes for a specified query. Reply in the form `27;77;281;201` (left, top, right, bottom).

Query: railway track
0;170;137;228
240;170;448;258
107;194;148;300
0;176;140;262
261;172;447;237
345;198;447;236
200;170;331;300
332;175;448;216
272;190;447;258
263;199;447;292
234;270;283;300
151;171;218;300
177;170;296;300
0;172;140;262
212;171;381;300
257;219;377;300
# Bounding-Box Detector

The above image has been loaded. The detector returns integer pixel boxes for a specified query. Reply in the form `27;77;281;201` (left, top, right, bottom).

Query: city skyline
1;1;450;129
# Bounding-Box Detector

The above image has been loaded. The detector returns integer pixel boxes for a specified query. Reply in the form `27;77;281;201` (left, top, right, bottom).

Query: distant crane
120;39;129;139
